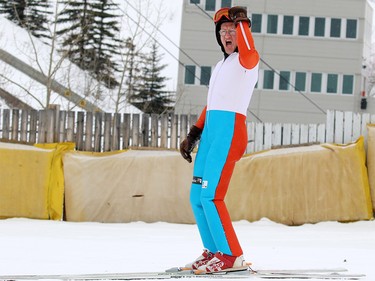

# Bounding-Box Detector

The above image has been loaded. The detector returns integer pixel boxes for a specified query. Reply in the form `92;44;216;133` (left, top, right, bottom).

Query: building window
190;0;200;3
314;17;325;37
327;74;338;93
311;73;322;92
267;15;278;34
330;18;341;38
295;72;306;92
200;66;211;86
346;19;357;39
283;16;294;35
221;0;231;8
279;71;290;90
205;0;215;11
263;70;274;89
251;14;262;33
342;75;354;94
298;16;309;36
185;65;196;85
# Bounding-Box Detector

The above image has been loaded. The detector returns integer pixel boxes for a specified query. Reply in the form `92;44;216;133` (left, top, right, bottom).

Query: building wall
175;0;374;124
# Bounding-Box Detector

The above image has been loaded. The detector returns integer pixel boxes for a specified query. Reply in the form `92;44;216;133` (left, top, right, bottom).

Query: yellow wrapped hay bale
227;136;373;225
0;142;74;220
63;150;195;223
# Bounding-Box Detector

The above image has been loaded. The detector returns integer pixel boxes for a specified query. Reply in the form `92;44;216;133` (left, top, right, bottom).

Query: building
175;0;374;124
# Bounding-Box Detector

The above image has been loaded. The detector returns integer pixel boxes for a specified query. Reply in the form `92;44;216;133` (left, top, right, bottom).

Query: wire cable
261;59;326;114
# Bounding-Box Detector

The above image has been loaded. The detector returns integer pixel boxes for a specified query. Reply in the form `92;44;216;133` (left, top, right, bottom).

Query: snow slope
0;218;374;280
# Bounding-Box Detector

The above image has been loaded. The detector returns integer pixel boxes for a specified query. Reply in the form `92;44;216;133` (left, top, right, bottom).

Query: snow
0;217;374;280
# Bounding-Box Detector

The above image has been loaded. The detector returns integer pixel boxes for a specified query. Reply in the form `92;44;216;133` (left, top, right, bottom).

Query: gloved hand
179;125;202;163
228;6;251;27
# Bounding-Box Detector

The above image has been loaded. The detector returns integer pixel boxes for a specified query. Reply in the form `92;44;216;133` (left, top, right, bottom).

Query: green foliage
56;0;121;88
0;0;51;41
128;42;173;114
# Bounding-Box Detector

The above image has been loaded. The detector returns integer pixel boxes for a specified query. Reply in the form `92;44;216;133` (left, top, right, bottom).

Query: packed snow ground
0;218;374;280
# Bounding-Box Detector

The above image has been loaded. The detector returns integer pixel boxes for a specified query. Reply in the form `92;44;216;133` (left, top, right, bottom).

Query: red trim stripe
213;113;247;256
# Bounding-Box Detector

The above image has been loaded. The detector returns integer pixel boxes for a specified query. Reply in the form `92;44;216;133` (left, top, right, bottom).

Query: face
219;22;237;55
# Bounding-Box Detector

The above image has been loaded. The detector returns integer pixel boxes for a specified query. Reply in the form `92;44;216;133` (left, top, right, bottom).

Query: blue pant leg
189;129;217;253
200;112;236;256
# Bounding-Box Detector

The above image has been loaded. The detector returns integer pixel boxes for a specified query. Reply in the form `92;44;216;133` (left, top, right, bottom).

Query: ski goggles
213;7;231;23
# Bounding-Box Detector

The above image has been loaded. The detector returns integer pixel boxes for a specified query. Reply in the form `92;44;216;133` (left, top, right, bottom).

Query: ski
0;269;366;280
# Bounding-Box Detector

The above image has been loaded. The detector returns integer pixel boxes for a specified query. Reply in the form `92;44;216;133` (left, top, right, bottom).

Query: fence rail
0;108;374;153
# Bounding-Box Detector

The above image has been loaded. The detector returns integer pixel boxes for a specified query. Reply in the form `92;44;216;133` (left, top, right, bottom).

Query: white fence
246;110;375;153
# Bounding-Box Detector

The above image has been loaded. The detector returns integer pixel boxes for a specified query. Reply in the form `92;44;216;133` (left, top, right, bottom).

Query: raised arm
229;7;260;69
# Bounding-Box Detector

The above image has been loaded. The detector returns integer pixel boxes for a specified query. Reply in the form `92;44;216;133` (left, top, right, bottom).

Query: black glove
228;6;251;27
179;125;202;163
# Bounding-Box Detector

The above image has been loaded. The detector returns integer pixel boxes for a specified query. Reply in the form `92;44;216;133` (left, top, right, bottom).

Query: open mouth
225;40;232;46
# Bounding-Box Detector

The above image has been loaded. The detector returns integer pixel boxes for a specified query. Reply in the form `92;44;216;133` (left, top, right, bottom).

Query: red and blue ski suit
190;20;259;257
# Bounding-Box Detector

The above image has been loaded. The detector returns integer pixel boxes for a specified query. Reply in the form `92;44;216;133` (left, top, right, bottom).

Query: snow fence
63;136;373;225
365;124;375;213
227;136;373;225
0;142;75;220
63;150;194;223
0;136;373;225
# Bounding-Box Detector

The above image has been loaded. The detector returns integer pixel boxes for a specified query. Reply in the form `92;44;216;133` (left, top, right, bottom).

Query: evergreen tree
56;0;93;70
0;0;26;25
56;0;121;89
0;0;51;42
25;0;52;41
129;42;173;114
88;0;121;88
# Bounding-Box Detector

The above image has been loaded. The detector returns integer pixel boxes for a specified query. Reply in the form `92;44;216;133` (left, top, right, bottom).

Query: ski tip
165;267;179;272
165;267;192;273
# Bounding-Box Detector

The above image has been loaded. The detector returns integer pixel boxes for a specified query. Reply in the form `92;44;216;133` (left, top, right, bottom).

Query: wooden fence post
326;110;334;143
180;115;188;142
11;109;19;141
38;110;46;143
94;112;103;152
66;111;75;143
112;113;121;151
58;111;66;143
76;111;85;150
132;114;140;147
2;109;10;140
20;109;28;142
85;112;93;151
150;114;158;147
170;114;178;149
103;112;112;152
122;113;130;149
141;114;150;147
46;109;55;143
160;114;168;148
29;110;38;143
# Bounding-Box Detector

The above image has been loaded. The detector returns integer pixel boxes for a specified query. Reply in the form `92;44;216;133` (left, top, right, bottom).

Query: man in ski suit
179;6;259;273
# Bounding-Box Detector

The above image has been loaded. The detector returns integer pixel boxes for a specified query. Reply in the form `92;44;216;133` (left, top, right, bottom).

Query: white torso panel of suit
206;53;259;116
